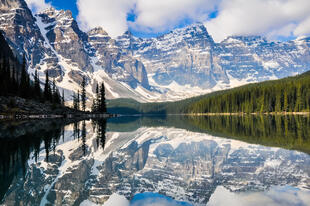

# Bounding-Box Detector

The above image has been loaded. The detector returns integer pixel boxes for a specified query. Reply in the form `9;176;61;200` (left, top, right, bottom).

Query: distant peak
88;27;109;36
173;22;206;32
154;22;213;42
38;6;56;14
124;30;133;36
222;35;267;44
38;7;73;19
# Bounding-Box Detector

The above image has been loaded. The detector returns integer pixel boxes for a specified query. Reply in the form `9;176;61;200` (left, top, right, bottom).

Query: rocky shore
0;96;114;119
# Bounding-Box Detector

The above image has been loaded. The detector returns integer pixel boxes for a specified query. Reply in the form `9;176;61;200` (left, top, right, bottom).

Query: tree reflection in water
0;118;108;202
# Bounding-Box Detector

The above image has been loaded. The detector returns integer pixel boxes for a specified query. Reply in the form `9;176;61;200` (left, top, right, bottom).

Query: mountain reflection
108;115;310;154
0;115;309;205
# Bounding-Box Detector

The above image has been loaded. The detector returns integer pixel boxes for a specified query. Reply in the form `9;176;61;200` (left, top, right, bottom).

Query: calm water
1;115;310;206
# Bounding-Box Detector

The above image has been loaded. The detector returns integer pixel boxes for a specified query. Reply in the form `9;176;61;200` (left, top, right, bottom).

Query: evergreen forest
0;32;62;105
188;71;310;113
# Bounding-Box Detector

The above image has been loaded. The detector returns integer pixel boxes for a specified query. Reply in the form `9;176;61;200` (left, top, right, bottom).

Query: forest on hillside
0;32;62;105
188;71;310;113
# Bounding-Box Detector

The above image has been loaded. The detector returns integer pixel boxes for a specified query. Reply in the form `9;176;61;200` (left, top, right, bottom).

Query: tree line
0;32;63;105
188;71;310;114
71;77;107;113
0;55;64;105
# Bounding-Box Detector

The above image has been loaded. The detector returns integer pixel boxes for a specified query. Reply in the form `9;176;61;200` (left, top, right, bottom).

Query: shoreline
0;113;117;120
185;112;310;116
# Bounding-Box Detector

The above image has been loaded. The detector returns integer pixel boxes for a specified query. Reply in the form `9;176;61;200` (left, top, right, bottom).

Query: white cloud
76;0;310;41
131;0;217;33
294;16;310;36
76;0;216;37
25;0;50;13
77;0;135;38
206;0;310;42
207;186;310;206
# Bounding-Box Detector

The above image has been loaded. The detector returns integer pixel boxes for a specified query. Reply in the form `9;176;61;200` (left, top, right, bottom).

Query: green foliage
92;82;107;113
188;72;310;114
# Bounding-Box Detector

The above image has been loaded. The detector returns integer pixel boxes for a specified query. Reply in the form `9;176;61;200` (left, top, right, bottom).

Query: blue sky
48;0;78;18
26;0;310;42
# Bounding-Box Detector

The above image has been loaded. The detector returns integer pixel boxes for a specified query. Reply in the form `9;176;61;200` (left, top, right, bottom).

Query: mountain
0;1;153;104
1;0;310;105
116;27;310;98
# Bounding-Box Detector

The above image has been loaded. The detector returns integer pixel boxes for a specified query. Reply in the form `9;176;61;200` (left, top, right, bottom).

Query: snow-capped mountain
117;25;310;94
1;0;310;104
0;0;153;103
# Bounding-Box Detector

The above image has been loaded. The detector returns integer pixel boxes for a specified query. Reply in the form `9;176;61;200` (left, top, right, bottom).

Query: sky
25;0;310;42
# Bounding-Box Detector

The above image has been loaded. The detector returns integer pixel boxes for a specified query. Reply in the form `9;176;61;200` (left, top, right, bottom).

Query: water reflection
0;119;69;201
0;115;310;206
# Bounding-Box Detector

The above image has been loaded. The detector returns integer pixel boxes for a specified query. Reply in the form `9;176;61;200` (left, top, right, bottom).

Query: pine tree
99;82;107;113
295;84;302;112
91;99;96;112
34;69;41;99
12;66;17;91
92;83;100;112
20;55;29;98
52;78;56;96
44;71;50;101
0;56;4;96
81;77;86;111
0;57;8;95
62;90;65;106
283;90;288;112
77;90;80;111
275;92;281;112
4;58;10;95
73;92;77;110
52;78;61;103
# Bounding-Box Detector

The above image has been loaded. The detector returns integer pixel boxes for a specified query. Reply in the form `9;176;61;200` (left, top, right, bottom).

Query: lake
1;115;310;206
